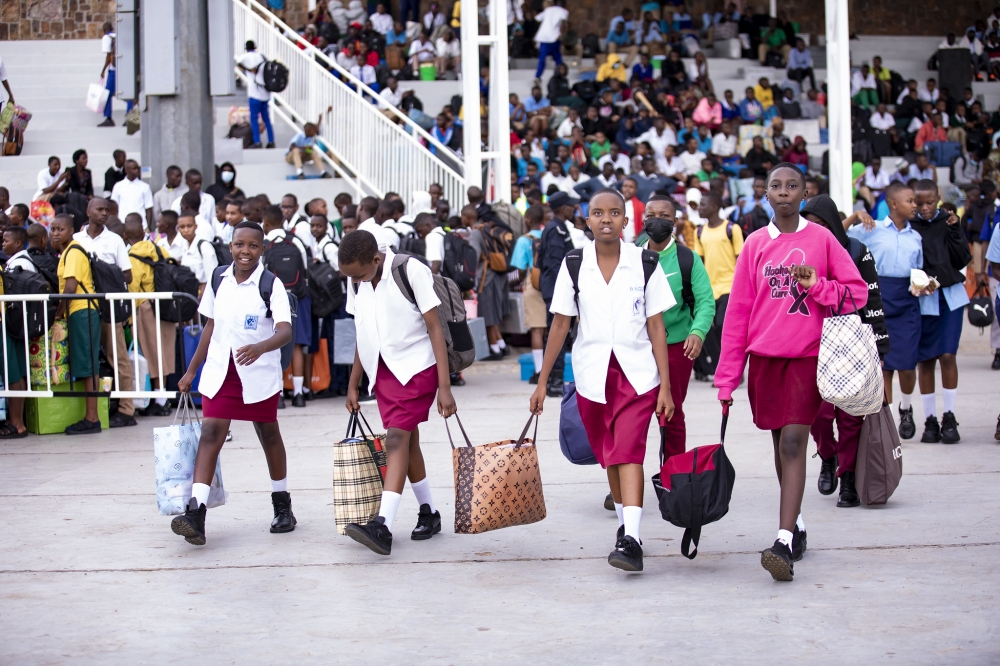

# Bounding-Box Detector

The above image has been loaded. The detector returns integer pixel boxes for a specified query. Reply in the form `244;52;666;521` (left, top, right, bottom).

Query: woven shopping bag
449;414;546;534
817;290;884;417
153;394;226;515
332;410;387;535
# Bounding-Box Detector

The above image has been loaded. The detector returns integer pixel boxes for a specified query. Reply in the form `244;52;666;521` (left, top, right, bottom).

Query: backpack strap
847;237;864;264
564;247;584;306
725;220;735;242
210;265;228;296
258;269;274;319
390;253;417;305
675;244;696;317
640;248;659;287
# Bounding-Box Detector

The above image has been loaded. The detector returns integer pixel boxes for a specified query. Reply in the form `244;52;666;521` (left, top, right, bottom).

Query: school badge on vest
244;315;259;330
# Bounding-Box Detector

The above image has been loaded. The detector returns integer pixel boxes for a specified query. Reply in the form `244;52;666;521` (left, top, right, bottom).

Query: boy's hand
683;334;703;360
437;386;457;418
791;264;817;289
345;387;360;413
529;385;546;415
656;386;674;421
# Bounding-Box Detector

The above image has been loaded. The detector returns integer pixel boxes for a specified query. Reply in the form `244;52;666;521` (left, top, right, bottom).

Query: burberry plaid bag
332;410;387;535
449;414;547;535
817;290;884;417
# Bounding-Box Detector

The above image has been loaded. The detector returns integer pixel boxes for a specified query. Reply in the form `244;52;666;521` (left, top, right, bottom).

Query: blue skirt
919;292;965;361
879;276;921;371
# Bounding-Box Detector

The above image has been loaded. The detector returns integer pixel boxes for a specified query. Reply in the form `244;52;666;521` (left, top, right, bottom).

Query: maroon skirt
576;354;658;468
373;358;439;431
201;357;280;423
747;354;822;431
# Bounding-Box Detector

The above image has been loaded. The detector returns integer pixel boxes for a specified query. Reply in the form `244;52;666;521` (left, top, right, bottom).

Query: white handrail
232;0;467;208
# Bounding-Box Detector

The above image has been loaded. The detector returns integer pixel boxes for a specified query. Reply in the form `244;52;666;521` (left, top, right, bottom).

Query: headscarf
801;194;849;249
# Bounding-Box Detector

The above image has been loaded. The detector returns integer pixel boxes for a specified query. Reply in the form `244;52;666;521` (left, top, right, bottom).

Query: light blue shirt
524;96;551;113
511;230;541;270
787;47;813;70
987;222;1000;264
288;131;317;151
740;197;773;217
847;218;923;278
920;283;970;316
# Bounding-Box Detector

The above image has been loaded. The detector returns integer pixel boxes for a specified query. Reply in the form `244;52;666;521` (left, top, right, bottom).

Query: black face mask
644;217;674;243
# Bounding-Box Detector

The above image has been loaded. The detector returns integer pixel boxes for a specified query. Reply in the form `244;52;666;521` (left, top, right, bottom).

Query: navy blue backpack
558;382;597;465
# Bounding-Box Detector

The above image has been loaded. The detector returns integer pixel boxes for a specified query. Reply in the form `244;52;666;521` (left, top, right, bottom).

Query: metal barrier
232;0;468;207
0;292;198;399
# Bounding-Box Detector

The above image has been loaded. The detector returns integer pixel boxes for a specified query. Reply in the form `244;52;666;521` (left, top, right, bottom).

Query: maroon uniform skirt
201;357;280;423
373;358;439;431
747;354;822;431
576;354;658;468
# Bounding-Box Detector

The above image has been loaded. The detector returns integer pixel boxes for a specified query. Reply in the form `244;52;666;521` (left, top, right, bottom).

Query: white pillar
825;0;853;213
461;0;482;197
489;0;512;203
769;0;777;18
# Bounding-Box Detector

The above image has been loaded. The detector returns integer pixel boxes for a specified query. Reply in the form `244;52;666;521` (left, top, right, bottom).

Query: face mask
644;217;674;243
221;171;235;184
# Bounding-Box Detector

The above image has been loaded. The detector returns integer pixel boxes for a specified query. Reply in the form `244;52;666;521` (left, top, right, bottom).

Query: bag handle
355;409;378;440
720;403;728;444
514;413;538;450
172;393;200;427
345;411;358;439
834;287;859;317
444;413;473;450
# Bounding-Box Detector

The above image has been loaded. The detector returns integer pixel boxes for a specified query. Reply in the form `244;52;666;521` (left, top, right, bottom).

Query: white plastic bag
86;81;109;114
128;343;150;410
153;394;226;515
817;291;884;417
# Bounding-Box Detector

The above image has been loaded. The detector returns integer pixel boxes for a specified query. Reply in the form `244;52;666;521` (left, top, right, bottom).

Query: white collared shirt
197;262;291;403
346;249;441;392
34;168;60;200
157;233;188;261
110;176;154;218
424;226;446;263
316;236;339;271
357;218;400;252
5;249;35;273
177;237;220;285
598;153;630;173
549;241;675;403
766;215;809;239
170;191;217;221
73;225;132;272
285;218;316;257
869;111;895;131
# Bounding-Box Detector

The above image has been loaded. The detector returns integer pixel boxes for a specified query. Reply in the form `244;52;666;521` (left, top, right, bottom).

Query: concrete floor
2;330;999;664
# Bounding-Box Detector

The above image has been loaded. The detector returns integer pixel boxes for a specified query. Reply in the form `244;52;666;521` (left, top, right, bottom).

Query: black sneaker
277;396;287;409
345;517;392;555
265;142;276;149
109;412;138;428
411;503;441;540
791;526;807;562
450;373;466;386
247;142;263;149
608;534;643;572
694;372;711;382
837;471;861;507
993;349;1000;370
546;380;563;398
940;411;960;444
358;391;376;402
97;117;115;127
171;498;207;545
761;540;794;581
500;345;511;357
818;455;838;495
921;415;941;443
303;390;316;401
898;406;916;440
604;492;615;511
292;393;306;408
485;351;504;362
616;525;624;541
995;415;1000;441
270;491;297;533
141;402;172;417
528;372;540;385
65;418;102;436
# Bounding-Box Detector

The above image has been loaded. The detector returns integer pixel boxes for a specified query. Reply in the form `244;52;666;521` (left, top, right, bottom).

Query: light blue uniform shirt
920;282;970;315
511;229;541;270
987;222;1000;264
847;218;923;278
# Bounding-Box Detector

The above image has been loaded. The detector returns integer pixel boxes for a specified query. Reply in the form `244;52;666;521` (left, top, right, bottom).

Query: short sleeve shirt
425;226;446;263
58;241;97;315
73;226;132;273
511;230;541;270
238;51;271;101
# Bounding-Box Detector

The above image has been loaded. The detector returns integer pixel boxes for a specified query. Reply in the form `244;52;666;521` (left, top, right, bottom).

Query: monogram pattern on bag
452;439;546;534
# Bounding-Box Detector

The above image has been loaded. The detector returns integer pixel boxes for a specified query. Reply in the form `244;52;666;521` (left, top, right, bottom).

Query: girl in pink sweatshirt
716;163;868;582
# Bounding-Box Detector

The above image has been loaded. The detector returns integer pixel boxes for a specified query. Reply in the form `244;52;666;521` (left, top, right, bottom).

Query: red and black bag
651;406;736;559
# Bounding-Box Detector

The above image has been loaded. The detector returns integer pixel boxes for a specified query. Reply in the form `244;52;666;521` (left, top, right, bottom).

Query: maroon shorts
576;354;658;468
373;358;439;431
201;357;279;423
747;354;821;431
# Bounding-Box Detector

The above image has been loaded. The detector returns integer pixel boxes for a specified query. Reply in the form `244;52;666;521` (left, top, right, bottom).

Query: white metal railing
0;292;194;399
232;0;467;208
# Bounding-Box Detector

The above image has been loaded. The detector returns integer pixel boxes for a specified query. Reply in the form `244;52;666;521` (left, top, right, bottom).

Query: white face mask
221;171;235;184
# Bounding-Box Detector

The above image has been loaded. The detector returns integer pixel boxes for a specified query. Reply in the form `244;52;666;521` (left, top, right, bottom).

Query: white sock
921;392;936;419
271;477;287;493
497;339;507;349
796;513;805;531
192;482;211;508
303;386;310;394
156;398;168;406
292;376;304;395
410;477;436;513
378;490;402;531
490;343;501;354
614;502;624;527
942;388;957;413
532;349;544;370
900;393;911;410
296;167;304;175
777;528;794;550
623;505;642;541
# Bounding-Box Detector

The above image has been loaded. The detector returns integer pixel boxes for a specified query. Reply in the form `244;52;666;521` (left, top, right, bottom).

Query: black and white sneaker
608;534;643;572
761;540;794;581
270;491;297;533
898;406;916;440
171;498;207;545
411;504;441;540
921;415;941;443
604;493;615;511
818;455;837;495
345;517;393;555
791;526;807;562
940;411;960;444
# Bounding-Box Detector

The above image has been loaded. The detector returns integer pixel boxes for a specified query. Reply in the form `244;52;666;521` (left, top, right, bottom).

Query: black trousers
693;293;729;377
787;66;816;92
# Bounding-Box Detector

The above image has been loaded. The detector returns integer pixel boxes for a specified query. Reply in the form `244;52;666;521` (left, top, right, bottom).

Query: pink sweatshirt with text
715;221;868;401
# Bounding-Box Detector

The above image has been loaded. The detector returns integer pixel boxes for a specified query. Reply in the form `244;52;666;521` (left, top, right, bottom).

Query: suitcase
182;324;205;406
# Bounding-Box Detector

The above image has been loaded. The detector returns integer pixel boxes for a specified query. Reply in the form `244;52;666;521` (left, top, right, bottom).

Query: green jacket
651;240;716;344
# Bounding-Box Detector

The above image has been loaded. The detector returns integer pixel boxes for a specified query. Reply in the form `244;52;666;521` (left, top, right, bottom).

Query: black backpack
129;244;200;322
262;60;289;93
25;253;59;292
2;266;55;340
308;259;345;318
263;233;309;299
211;266;296;370
440;232;477;291
209;237;233;267
66;244;132;324
565;247;659;302
675;244;696;317
968;287;995;329
581;33;600;58
397;232;428;260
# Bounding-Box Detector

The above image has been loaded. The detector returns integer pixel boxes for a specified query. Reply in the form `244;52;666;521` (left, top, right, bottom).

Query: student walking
530;189;675;573
170;221;295;546
510;205;548;383
237;41;276;149
716;164;868;581
803;195;890;508
537;191;578;397
338;229;458;556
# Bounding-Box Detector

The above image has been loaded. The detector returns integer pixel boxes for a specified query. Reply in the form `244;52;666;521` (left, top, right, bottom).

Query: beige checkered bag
332;411;387;535
817;290;884;417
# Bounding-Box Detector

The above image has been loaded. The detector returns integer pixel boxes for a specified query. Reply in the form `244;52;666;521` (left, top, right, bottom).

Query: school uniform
127;239;176;380
58;240;102;379
0;251;35;385
549;242;675;468
177;237;220;286
197;262;292;422
265;228;313;348
346;249;441;431
693;221;744;376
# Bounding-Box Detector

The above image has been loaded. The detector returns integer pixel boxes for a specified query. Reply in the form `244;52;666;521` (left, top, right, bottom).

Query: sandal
0;422;28;439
